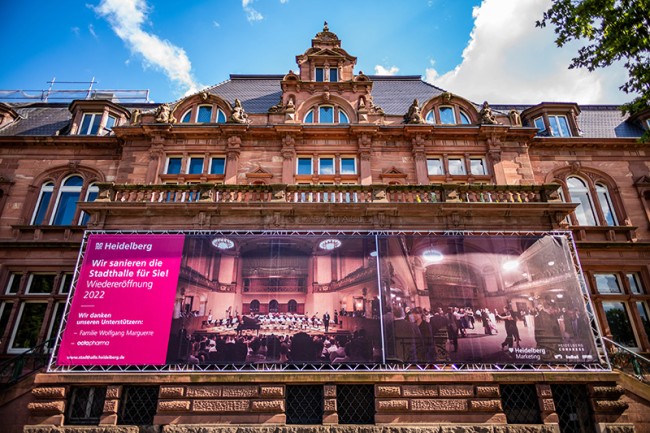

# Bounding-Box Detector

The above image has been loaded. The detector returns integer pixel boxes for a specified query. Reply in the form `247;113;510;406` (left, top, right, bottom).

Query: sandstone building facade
1;25;650;433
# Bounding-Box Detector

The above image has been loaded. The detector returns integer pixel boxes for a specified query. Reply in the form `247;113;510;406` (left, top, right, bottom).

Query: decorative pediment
246;165;273;180
380;167;408;182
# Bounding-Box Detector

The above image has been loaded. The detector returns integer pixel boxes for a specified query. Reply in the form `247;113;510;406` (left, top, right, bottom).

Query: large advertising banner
55;232;599;368
379;234;598;364
57;234;184;365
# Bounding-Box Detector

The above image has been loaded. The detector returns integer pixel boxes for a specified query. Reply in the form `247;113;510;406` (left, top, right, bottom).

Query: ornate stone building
1;24;650;433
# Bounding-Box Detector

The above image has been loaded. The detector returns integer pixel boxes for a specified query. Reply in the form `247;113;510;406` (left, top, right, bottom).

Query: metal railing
602;336;650;383
0;338;54;386
95;183;561;205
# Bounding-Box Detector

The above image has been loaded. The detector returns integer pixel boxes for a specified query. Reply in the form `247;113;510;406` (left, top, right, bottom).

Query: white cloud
95;0;200;94
375;65;400;76
213;21;220;28
242;0;263;22
280;0;289;3
425;0;630;104
88;24;97;38
71;27;80;37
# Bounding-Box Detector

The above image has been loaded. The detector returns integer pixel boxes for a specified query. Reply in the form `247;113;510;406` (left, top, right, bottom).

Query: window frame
165;157;183;175
318;157;335;175
340;157;357;175
7;301;48;354
296;157;313;175
78;113;103;135
209;157;226;175
561;174;622;227
186;156;205;175
50;175;85;226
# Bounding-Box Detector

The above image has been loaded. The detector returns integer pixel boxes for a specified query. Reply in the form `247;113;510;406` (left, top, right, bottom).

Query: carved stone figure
508;109;522;126
154;103;176;124
404;99;425;124
479;101;498;125
229;99;249;124
131;109;141;125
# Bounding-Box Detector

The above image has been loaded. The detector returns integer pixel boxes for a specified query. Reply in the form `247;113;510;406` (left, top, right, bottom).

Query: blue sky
1;0;631;104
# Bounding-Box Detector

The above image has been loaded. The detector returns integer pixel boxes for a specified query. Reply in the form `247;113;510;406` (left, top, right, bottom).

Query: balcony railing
95;183;560;205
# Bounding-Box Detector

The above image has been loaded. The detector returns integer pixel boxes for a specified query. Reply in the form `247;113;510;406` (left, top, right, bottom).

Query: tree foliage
537;0;650;116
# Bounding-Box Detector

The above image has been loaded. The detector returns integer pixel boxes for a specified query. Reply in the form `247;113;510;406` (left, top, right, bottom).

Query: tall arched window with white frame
52;175;84;225
566;176;597;226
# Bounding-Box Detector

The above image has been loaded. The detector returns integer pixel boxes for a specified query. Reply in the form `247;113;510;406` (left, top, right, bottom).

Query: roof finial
323;21;329;32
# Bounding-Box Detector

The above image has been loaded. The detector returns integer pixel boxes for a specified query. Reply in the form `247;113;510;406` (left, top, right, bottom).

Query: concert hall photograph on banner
165;234;383;365
378;234;599;364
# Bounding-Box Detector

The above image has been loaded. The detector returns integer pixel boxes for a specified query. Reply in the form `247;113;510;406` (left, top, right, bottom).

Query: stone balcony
95;182;562;205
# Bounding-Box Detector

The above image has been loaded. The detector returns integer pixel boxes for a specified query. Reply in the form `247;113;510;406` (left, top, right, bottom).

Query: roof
0;76;643;139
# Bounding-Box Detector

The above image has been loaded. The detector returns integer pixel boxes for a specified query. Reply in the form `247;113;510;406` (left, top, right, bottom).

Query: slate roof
0;76;643;139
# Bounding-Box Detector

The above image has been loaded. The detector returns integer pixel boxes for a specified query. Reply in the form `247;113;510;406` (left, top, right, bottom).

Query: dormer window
535;115;571;137
315;68;325;82
522;103;579;137
425;106;472;125
179;105;227;123
304;105;350;124
329;68;338;82
69;100;129;136
79;113;102;135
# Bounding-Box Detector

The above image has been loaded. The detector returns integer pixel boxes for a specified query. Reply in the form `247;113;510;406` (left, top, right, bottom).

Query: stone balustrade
95;183;561;205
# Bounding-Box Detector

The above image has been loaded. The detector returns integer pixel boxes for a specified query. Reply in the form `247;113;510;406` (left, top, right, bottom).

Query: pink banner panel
57;234;185;365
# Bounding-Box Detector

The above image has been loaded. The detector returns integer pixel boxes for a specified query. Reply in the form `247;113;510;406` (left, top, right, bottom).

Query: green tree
537;0;650;117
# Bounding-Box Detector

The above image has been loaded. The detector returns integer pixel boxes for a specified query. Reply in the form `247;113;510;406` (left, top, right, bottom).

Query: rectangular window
79;113;102;135
500;384;542;424
319;158;334;175
427;158;444;175
602;301;637;347
6;273;21;294
209;157;226;175
470;158;487;175
448;158;466;175
105;115;117;132
9;302;47;352
315;67;324;82
46;301;66;343
337;385;375;424
286;385;323;425
118;386;160;425
0;302;13;340
628;273;645;294
636;302;650;344
533;116;546;133
329;68;338;82
26;274;55;295
197;106;212;123
594;273;622;294
340;158;356;175
59;273;73;294
548;115;571;137
165;157;182;174
297;158;313;175
66;387;107;425
319;106;334;123
32;187;53;225
187;157;204;175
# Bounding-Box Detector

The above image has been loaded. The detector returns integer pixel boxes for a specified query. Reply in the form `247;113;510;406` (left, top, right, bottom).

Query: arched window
79;183;99;225
425;110;435;124
180;106;226;123
566;177;597;226
459;110;471;124
303;105;350;124
439;106;456;124
52;176;84;225
30;174;99;226
288;299;297;313
197;105;212;123
319;106;334;123
596;182;618;226
250;300;260;313
269;299;279;313
32;182;54;225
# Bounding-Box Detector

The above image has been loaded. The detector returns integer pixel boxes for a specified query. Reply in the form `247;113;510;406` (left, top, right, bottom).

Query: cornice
529;136;644;148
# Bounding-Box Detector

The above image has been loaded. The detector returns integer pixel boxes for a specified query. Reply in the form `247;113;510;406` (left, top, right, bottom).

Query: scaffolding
0;78;150;103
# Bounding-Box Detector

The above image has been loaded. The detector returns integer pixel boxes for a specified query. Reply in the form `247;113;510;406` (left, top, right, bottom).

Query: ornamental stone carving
509;109;522;126
229;99;249;124
479;101;499;125
155;103;176;123
404;99;425;124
